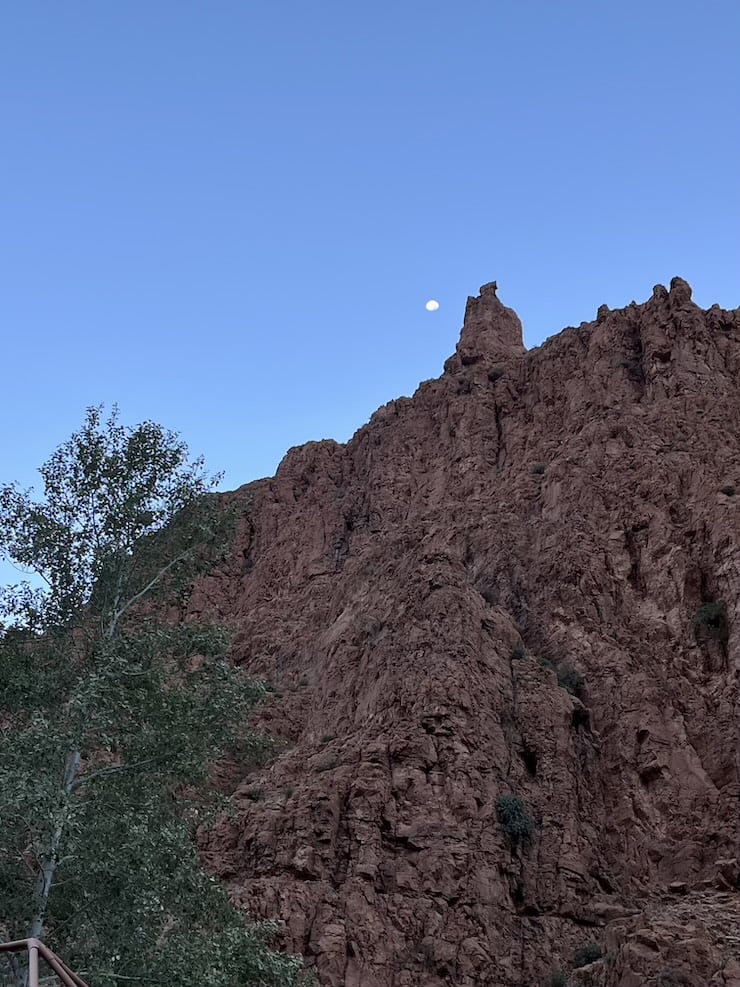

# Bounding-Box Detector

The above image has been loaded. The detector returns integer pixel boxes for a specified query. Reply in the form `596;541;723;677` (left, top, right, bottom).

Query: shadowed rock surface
192;279;740;987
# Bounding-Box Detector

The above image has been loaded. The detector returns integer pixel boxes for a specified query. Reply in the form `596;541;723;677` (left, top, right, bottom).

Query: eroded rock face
193;280;740;986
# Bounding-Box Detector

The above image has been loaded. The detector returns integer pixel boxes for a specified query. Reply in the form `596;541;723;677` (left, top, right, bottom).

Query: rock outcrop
192;279;740;986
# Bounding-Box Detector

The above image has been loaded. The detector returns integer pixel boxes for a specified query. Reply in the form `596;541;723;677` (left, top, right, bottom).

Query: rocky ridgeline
190;279;740;986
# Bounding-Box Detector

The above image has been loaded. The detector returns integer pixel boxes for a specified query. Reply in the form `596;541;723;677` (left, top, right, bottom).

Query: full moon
425;299;440;311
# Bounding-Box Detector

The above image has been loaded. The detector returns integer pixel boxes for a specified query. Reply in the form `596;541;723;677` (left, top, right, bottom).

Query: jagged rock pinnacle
669;276;693;306
645;277;693;306
445;281;525;373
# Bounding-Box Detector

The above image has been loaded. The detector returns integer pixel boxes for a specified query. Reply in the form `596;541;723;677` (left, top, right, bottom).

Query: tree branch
107;550;193;639
71;756;164;791
95;977;164;983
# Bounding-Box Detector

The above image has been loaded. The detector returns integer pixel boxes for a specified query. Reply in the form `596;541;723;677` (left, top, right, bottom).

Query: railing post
27;944;39;987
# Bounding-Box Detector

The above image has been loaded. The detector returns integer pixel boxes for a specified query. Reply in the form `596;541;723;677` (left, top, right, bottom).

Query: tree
0;407;301;987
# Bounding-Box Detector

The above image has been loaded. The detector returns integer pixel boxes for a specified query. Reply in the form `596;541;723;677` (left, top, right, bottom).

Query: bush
571;944;602;968
531;463;547;475
510;643;525;661
556;664;585;697
693;601;728;642
720;485;736;496
495;795;535;845
549;971;567;987
537;657;555;671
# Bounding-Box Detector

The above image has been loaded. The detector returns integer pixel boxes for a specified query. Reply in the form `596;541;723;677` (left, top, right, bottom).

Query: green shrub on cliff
495;794;535;845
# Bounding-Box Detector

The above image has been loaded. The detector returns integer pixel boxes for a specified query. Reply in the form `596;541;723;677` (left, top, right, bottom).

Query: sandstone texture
193;278;740;986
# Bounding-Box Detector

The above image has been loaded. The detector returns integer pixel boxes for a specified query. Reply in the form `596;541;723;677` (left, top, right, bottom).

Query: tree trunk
27;750;81;942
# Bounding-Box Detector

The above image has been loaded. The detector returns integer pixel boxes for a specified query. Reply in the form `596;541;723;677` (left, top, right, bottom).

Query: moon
425;299;440;311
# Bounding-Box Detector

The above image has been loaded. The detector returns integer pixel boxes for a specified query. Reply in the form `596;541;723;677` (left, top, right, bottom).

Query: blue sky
2;0;739;501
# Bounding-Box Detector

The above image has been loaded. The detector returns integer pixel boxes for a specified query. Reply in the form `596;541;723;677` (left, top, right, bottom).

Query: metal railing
0;940;89;987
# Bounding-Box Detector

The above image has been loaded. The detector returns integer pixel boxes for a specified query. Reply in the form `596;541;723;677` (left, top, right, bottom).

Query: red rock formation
193;278;740;987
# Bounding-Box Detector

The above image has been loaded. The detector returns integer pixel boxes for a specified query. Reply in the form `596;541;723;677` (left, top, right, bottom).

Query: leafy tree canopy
0;407;301;987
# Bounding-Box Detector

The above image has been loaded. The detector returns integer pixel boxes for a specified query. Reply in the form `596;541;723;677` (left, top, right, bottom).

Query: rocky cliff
193;279;740;987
